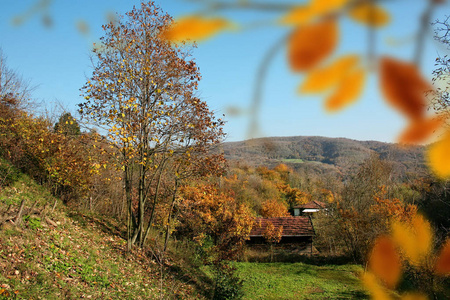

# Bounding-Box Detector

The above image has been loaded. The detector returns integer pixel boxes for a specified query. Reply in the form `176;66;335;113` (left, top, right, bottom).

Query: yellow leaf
413;215;433;257
280;0;349;26
279;6;314;26
349;2;390;27
427;130;450;179
300;54;360;93
361;272;392;300
369;236;402;289
324;68;366;112
288;19;338;71
391;214;432;266
311;0;349;18
163;16;234;43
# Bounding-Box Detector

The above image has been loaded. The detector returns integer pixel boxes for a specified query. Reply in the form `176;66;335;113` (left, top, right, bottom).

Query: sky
1;0;450;143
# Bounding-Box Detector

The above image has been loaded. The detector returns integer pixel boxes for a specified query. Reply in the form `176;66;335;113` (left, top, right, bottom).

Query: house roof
249;217;315;237
293;200;326;210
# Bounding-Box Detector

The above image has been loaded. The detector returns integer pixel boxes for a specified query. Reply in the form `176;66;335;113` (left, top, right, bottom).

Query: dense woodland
1;1;450;299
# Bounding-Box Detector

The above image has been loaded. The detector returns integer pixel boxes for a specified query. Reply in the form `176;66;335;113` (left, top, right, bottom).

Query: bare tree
0;49;33;110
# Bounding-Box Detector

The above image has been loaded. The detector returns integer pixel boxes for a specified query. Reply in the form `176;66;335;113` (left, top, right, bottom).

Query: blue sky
1;0;450;142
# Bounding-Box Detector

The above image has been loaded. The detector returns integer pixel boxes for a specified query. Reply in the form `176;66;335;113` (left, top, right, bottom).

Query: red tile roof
250;217;315;237
293;200;326;210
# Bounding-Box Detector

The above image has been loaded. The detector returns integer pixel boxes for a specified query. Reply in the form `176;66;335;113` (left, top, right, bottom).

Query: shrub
0;159;20;187
212;263;244;300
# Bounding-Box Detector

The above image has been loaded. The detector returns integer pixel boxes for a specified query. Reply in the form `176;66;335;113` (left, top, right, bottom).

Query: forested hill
221;136;427;177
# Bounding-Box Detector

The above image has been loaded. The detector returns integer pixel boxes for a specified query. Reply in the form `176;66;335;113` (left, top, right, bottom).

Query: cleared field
234;262;368;300
281;159;305;163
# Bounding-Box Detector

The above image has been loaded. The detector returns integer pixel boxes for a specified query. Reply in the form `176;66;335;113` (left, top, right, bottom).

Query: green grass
281;159;305;164
233;262;368;300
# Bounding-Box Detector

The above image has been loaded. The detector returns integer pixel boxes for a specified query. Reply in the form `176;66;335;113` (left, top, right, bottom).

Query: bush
0;159;20;187
213;263;244;300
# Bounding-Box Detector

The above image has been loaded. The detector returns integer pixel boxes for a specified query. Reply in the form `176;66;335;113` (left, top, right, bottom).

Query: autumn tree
317;155;417;262
260;199;289;217
262;221;283;262
177;184;253;262
54;112;81;136
79;1;225;250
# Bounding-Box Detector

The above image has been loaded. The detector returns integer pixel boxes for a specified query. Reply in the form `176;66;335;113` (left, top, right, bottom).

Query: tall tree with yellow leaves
79;1;225;250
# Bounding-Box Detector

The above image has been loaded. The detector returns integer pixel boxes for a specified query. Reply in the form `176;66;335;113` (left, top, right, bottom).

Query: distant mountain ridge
221;136;427;177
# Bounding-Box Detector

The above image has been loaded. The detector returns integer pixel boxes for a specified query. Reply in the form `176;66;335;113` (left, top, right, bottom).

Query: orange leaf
369;236;402;289
349;2;390;27
280;0;348;26
300;54;360;93
397;116;445;144
163;16;233;42
361;272;392;300
288;19;338;72
380;57;431;121
324;67;366;112
435;239;450;275
427;129;450;179
391;214;432;266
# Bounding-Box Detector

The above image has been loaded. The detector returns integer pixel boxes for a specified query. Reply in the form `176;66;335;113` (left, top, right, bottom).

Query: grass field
281;159;305;164
234;262;368;299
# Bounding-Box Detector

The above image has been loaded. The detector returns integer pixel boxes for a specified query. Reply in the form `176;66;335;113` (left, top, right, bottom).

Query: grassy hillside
222;136;426;177
0;168;208;299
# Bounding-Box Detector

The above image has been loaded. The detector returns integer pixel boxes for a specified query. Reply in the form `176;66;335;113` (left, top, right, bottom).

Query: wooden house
247;217;315;251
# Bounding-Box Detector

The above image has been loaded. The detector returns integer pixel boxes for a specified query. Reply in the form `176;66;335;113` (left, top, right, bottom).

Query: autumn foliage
177;184;253;262
260;199;290;218
0;100;100;203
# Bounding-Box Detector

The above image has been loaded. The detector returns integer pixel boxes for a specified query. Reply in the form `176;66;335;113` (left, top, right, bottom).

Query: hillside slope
221;136;426;177
0;168;208;299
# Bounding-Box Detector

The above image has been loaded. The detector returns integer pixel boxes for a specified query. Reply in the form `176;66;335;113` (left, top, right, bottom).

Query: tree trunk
142;166;164;247
163;180;178;252
125;164;133;251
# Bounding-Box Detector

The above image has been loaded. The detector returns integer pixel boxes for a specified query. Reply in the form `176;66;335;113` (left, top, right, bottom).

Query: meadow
234;262;368;300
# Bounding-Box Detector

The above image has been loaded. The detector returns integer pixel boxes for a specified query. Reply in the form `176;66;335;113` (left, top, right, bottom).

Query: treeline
222;136;427;178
